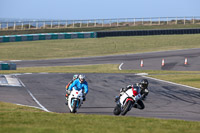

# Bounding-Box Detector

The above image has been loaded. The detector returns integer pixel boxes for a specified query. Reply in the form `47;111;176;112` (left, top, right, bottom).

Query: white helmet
79;74;85;83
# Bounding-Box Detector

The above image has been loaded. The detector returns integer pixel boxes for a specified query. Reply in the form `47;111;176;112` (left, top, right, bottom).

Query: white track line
119;63;124;70
26;89;50;112
18;78;50;112
142;75;200;91
15;103;44;110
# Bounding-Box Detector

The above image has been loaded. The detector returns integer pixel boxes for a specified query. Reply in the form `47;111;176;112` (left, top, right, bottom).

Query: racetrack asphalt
13;48;200;71
0;48;200;121
1;73;200;121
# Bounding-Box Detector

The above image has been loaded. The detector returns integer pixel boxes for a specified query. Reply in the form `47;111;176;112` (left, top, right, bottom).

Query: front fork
71;99;80;108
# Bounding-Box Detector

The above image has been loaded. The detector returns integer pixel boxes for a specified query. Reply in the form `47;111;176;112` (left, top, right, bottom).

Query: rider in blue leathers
67;75;88;102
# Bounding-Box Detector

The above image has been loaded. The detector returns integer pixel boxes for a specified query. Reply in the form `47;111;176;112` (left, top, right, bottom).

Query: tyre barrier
96;28;200;37
0;32;96;43
0;63;17;70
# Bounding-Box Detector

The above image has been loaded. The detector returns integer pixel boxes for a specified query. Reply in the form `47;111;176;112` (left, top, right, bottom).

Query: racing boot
115;96;120;102
65;93;68;105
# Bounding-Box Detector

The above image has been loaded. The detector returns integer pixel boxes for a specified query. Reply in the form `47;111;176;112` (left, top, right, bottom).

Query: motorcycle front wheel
121;100;132;116
113;105;121;115
71;100;77;113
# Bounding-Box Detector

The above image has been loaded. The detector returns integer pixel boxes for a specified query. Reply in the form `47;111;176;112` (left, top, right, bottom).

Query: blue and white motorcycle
68;88;84;113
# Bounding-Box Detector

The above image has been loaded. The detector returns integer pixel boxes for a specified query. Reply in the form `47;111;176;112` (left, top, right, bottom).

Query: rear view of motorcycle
113;86;145;116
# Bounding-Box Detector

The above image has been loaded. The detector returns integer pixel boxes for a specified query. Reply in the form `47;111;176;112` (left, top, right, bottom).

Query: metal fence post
184;16;186;25
102;19;104;27
73;20;74;28
29;22;31;29
13;22;16;30
117;19;119;26
193;16;195;24
87;20;89;27
36;21;38;29
176;17;177;24
79;21;81;27
65;21;68;28
167;17;168;25
7;22;8;30
142;18;144;25
43;21;45;29
110;19;112;26
150;18;152;25
51;21;53;28
0;23;1;30
94;20;96;27
134;18;136;26
21;22;24;30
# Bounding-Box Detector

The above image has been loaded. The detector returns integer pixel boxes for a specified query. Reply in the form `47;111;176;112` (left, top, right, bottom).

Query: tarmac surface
14;48;200;71
1;48;200;121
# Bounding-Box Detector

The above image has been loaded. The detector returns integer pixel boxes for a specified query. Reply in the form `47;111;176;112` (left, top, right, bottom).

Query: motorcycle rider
65;74;79;91
139;79;149;100
66;74;88;103
117;79;149;101
65;74;79;102
115;79;149;109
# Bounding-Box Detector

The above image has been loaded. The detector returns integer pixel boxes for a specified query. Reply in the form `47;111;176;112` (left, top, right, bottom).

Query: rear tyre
121;100;132;116
113;105;121;115
137;100;145;109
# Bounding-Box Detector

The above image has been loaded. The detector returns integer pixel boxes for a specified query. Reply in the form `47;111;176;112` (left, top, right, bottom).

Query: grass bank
1;34;200;60
0;102;200;133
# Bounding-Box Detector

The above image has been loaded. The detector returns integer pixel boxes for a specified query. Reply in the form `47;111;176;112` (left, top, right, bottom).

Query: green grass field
0;34;200;60
0;102;200;133
1;34;200;133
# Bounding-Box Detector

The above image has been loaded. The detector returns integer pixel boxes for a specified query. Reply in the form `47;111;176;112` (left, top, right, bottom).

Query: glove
120;88;125;92
67;90;71;95
83;94;86;101
126;85;132;89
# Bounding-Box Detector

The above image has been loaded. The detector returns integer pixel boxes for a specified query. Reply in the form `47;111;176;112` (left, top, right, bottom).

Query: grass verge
0;102;200;133
0;34;200;60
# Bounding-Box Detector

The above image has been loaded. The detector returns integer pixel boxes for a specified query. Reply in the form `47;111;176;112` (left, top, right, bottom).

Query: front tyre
113;105;121;115
71;100;77;113
121;100;132;116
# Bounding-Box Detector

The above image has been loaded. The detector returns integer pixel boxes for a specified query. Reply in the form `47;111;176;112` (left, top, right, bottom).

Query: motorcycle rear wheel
121;100;132;116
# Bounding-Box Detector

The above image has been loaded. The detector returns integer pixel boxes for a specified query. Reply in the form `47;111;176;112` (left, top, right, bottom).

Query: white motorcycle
113;87;145;116
68;88;84;113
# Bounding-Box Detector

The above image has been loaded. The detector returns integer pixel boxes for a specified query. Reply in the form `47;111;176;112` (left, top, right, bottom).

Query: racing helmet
140;79;148;89
73;74;79;80
79;74;85;83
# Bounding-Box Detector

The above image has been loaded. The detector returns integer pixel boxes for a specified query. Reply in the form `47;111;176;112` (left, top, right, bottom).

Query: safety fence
0;16;200;30
1;28;200;43
0;32;96;43
0;63;16;70
96;28;200;37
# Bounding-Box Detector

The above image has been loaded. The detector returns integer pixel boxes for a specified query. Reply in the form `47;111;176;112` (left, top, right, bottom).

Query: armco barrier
0;32;96;43
96;28;200;37
0;63;16;70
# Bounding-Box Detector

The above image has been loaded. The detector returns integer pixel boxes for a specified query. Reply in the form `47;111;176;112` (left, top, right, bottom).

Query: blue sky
0;0;199;20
